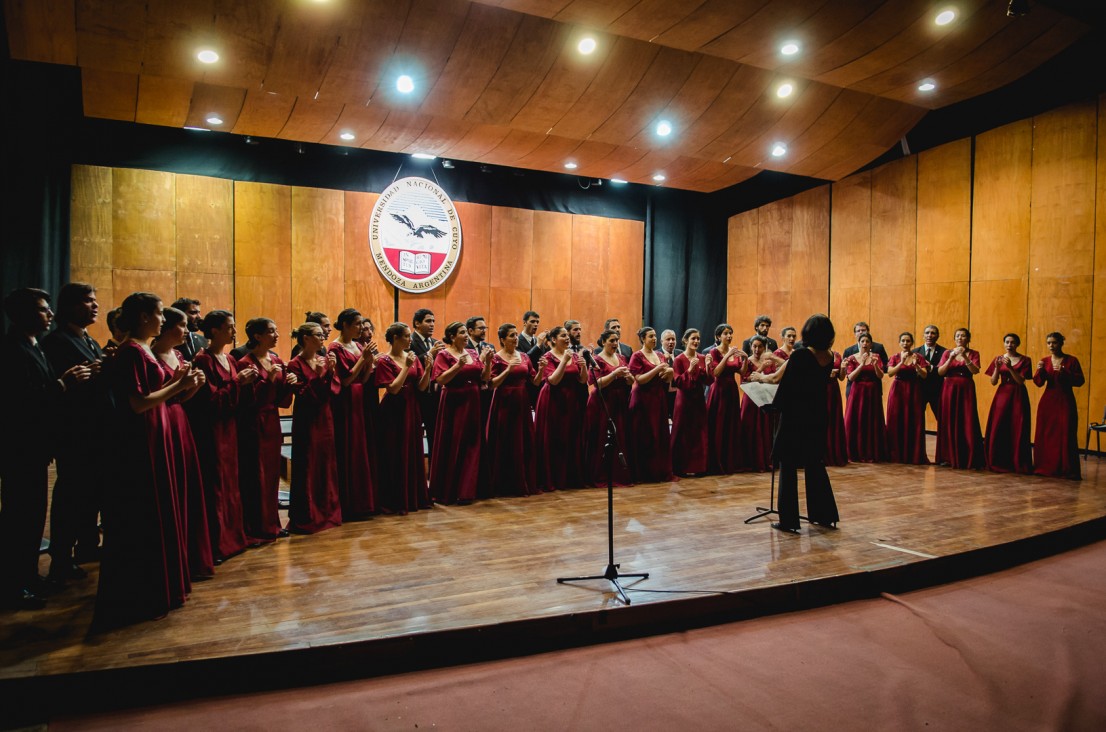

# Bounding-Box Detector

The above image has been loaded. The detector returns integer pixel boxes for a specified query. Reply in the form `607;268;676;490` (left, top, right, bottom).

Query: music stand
739;382;807;525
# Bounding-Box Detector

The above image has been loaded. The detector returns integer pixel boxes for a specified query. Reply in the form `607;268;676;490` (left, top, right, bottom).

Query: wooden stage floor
3;447;1105;698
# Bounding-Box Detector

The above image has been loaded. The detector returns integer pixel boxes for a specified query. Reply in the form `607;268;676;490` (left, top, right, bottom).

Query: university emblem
369;177;462;292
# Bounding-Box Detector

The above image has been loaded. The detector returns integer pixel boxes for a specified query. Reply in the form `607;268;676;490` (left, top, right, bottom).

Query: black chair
1087;406;1106;460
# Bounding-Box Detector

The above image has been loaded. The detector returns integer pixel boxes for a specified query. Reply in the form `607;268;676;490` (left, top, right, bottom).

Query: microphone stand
557;350;648;605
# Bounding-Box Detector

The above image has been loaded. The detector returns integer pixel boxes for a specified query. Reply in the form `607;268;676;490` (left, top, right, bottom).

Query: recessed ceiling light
411;153;436;160
578;37;597;55
564;161;578;169
611;178;627;184
776;83;794;98
780;41;800;56
196;49;219;64
935;9;956;25
339;131;355;141
771;142;787;157
183;126;211;132
918;80;936;92
652;173;666;182
396;75;415;94
655;120;672;137
206;115;223;125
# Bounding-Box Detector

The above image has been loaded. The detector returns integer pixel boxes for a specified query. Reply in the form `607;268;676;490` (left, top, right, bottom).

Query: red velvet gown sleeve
429;350;484;503
885;353;929;465
707;348;746;474
982;355;1033;473
670;353;712;475
935;349;984;469
487;354;539;496
628;351;674;482
235;353;292;541
329;344;376;518
1032;355;1083;479
534;352;588;492
286;356;343;533
374;354;429;514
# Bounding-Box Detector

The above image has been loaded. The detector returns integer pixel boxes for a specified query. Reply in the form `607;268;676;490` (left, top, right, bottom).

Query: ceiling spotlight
183;126;210;132
206;115;223;125
396;75;415;94
1006;0;1030;16
771;142;787;157
935;9;956;25
780;41;800;56
564;161;578;169
196;49;219;64
652;173;666;182
412;153;436;160
655;120;672;137
610;178;627;184
917;79;936;92
339;131;355;141
776;83;794;98
578;37;597;55
441;160;454;169
244;136;258;145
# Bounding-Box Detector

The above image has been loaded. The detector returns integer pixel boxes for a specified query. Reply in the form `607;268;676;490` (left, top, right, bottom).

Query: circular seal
369;177;462;293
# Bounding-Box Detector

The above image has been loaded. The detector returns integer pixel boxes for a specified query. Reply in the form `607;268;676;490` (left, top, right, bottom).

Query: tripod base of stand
557;564;649;606
743;507;811;525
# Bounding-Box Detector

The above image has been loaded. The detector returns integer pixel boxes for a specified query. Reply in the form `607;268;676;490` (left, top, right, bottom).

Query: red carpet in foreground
55;539;1106;731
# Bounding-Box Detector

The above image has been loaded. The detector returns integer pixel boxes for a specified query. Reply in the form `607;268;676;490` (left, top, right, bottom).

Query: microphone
580;348;597;367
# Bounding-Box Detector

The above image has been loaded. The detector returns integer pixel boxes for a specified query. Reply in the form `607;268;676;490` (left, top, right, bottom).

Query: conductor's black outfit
771;347;839;530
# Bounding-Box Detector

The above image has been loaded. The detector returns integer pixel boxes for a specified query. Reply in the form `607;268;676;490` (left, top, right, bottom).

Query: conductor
770;314;840;534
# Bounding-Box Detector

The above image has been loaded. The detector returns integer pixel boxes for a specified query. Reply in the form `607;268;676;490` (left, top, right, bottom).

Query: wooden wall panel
972;120;1032;282
914;282;969;341
70;165;113;271
790;186;830;294
571;215;610;341
757;199;792;294
608;218;645;299
113;269;175;308
235;182;292;277
175;174;232;275
112;168;175;271
530;289;572;330
791;289;828;328
489;207;534;291
343;191;393;326
916;139;970;285
727;210;759;335
869;284;914;347
290;188;344;331
531;211;573;292
870;156;916;287
829;171;871;291
1027;276;1094;430
177;273;233;314
1091;94;1106;444
969;278;1029;430
829;287;870;343
605;290;643;335
758;291;793;336
236;275;293;361
445;202;492;327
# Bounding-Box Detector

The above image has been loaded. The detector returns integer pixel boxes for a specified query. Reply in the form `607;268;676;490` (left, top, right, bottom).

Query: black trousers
777;457;839;530
0;461;49;592
49;446;103;566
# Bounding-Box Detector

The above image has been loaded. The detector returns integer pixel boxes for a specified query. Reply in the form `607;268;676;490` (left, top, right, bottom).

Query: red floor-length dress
93;342;189;630
825;352;849;467
374;354;430;514
535;352;588;491
157;358;214;579
885;353;929;465
487;353;539;496
935;350;984;469
430;349;484;503
286;355;343;533
187;352;249;559
671;353;713;475
628;351;674;483
844;355;888;463
585;353;634;487
983;356;1033;474
1033;355;1085;479
738;359;777;472
706;349;745;474
330;343;377;519
236;352;294;540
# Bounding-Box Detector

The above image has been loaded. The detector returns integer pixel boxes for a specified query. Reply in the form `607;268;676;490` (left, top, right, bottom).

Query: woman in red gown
286;322;342;533
773;326;797;360
151;307;214;580
94;292;200;630
534;325;589;491
329;308;377;519
936;327;984;469
629;327;675;483
1032;331;1085;480
431;321;492;503
671;328;713;476
885;332;929;464
843;333;888;462
585;328;635;487
825;350;849;466
739;336;785;472
487;323;540;496
187;311;257;562
984;333;1033;474
375;322;434;514
237;317;296;541
706;323;745;475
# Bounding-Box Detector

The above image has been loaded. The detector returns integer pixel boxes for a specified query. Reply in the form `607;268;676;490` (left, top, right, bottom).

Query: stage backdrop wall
70;165;644;361
727;93;1106;438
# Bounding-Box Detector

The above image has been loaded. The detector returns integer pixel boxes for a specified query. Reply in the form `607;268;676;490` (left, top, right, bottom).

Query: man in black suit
741;315;778;355
912;324;946;426
1;288;90;609
41;283;112;582
172;297;208;360
465;315;489;352
593;317;633;359
842;322;889;397
517;310;542;354
411;308;442;457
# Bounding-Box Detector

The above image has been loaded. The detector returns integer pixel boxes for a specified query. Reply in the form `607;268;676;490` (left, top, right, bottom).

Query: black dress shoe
810;519;839;529
50;562;88;580
4;589;47;610
277;529;290;538
771;522;801;535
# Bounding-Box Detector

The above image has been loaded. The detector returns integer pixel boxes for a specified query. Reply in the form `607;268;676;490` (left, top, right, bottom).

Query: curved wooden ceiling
4;0;1088;191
